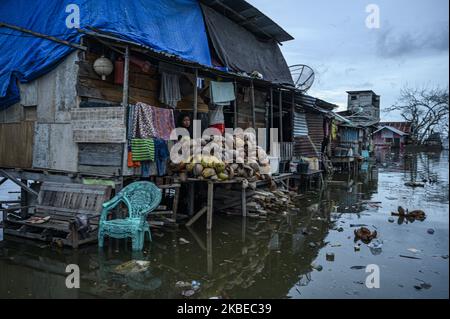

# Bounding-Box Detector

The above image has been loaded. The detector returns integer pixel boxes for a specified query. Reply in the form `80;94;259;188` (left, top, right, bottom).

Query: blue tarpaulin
0;0;212;109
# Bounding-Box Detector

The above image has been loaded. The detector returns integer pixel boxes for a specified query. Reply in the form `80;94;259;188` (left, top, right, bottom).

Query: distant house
379;121;412;135
372;126;409;148
424;133;443;149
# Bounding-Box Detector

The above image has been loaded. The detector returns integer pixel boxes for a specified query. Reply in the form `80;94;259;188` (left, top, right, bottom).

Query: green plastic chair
98;181;162;251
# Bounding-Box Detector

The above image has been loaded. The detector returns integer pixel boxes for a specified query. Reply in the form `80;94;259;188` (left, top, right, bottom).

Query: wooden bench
5;182;112;248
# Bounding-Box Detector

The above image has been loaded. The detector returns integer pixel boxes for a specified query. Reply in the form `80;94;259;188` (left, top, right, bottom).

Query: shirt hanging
210;81;235;106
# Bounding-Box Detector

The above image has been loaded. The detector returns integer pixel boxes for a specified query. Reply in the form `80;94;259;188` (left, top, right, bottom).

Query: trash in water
181;290;196;297
114;260;150;274
350;266;366;270
354;244;361;251
354;227;378;244
427;229;435;235
399;255;422;260
175;281;191;289
391;207;426;221
326;253;335;262
368;239;383;249
311;263;323;271
367;240;383;255
179;238;191;245
414;282;432;290
407;248;421;254
404;181;425;188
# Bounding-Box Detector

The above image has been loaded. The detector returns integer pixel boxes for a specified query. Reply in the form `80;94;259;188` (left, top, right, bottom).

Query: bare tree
386;86;449;144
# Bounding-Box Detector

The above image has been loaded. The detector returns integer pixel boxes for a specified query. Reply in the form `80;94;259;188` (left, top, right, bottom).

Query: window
385;138;393;144
351;95;357;100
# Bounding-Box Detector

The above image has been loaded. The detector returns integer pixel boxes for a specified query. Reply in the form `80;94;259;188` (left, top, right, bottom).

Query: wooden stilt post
122;46;130;108
270;88;274;129
234;80;238;129
188;183;195;216
251;80;256;129
20;179;28;218
207;230;213;275
279;90;283;143
241;183;247;217
193;69;198;120
206;181;214;230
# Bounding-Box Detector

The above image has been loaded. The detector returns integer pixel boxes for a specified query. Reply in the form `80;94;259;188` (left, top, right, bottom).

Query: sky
248;0;449;120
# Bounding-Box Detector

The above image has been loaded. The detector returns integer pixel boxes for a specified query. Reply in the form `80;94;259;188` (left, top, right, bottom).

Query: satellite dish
289;64;315;92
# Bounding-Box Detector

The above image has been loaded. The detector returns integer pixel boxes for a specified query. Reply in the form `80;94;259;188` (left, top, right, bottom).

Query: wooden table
168;173;293;230
292;170;324;191
331;156;358;174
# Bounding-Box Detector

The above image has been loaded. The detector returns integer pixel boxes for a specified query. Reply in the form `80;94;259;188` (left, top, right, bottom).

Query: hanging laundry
159;72;182;108
127;150;141;168
131;139;155;162
154;139;170;176
151;106;176;141
210;81;235;106
132;102;157;139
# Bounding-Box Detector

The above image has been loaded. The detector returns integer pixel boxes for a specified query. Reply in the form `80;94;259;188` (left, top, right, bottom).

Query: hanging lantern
93;55;114;80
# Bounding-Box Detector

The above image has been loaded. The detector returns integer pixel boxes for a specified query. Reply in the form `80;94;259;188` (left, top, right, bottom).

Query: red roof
379;122;412;134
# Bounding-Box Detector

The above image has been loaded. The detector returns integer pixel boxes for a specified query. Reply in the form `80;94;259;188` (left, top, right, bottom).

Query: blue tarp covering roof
0;0;212;109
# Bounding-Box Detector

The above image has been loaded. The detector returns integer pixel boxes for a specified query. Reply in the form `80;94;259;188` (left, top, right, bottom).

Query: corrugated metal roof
379;122;412;134
373;126;408;137
200;0;294;43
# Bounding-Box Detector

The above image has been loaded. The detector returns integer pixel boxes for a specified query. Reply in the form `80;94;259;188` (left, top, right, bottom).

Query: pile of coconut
168;133;272;182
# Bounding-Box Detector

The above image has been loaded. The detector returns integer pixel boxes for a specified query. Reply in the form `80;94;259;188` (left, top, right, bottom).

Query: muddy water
0;151;448;299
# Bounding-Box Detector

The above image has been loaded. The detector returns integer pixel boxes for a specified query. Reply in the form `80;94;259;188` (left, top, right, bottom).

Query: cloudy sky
248;0;449;120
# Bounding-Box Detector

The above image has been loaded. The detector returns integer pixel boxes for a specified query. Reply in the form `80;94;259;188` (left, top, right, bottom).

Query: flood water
0;151;448;299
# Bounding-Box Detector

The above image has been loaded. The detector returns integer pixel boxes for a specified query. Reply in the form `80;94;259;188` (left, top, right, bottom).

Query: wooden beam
0;22;87;51
0;170;38;197
241;186;247;217
122;46;130;108
185;207;207;227
206;181;214;230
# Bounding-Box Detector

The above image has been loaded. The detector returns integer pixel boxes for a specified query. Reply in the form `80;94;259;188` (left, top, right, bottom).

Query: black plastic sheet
201;4;293;85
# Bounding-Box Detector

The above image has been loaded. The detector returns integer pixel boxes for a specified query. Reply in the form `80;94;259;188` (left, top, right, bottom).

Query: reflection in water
0;151;448;299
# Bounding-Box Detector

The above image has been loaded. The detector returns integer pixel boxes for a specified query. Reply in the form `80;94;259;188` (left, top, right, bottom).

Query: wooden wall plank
78;143;123;166
0;122;34;168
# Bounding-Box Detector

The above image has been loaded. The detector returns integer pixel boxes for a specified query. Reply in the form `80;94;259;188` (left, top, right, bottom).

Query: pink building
373;126;409;148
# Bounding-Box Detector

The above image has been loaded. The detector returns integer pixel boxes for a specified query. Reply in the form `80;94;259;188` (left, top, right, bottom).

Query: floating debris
179;238;190;245
405;181;425;188
311;263;323;271
326;253;335;262
388;217;395;223
114;260;150;274
354;227;378;244
399;255;422;260
391;207;426;221
427;229;435;235
350;266;366;270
